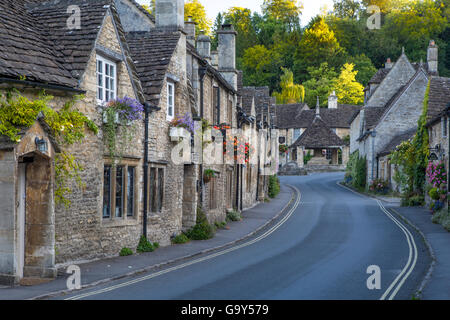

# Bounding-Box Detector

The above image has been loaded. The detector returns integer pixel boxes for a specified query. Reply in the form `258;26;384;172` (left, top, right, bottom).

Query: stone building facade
276;92;360;169
0;0;277;286
350;42;438;184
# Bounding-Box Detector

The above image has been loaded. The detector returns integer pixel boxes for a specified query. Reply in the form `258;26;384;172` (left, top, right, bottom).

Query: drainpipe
199;66;207;207
143;102;160;239
371;130;376;183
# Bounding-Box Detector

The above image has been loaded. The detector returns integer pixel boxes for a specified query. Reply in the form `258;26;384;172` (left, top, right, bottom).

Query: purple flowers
106;96;144;121
169;112;195;134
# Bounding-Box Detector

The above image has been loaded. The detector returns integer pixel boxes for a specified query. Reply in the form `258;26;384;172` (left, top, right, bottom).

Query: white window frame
96;55;117;105
167;82;175;121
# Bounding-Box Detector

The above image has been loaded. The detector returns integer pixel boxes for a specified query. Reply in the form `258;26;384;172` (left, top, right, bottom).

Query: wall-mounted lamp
35;137;48;153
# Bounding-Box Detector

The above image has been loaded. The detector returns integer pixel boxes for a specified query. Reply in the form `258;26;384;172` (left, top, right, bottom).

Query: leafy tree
141;0;155;15
185;0;212;35
333;63;365;105
242;45;281;87
273;68;305;104
294;17;346;82
211;12;224;50
333;0;362;19
347;54;378;86
262;0;303;30
302;63;338;108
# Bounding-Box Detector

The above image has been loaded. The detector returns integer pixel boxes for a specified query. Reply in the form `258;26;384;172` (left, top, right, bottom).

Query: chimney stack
155;0;184;31
211;51;218;68
385;58;393;69
427;40;438;74
315;96;321;118
217;24;238;90
197;35;211;63
185;16;196;46
328;91;338;109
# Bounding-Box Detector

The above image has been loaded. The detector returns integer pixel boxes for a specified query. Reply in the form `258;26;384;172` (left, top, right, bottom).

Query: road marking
336;182;418;300
65;186;302;300
377;200;418;300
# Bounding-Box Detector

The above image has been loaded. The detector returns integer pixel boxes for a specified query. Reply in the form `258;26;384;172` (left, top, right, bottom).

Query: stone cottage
349;41;438;184
0;0;148;285
276;92;360;169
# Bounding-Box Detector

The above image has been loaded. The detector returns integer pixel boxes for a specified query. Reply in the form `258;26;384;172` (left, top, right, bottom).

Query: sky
136;0;334;27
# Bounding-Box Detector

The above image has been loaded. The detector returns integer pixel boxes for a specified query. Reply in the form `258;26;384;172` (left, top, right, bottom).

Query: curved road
59;172;431;300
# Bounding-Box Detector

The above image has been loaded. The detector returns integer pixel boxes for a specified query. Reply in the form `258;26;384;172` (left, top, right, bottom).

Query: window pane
110;78;114;94
103;166;111;218
106;64;110;76
97;60;102;74
158;168;164;212
150;168;157;213
110;65;114;78
127;167;135;217
115;166;123;218
106;91;109;102
98;87;103;101
106;76;110;90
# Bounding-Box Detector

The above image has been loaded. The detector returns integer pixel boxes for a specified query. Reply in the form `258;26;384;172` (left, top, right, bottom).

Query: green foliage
431;208;450;231
186;207;216;240
172;233;190;244
273;67;305;104
262;0;303;30
136;235;155;253
304;150;313;165
401;194;425;207
0;90;98;206
303;63;338;108
346;151;367;190
119;247;133;256
333;63;365;105
226;210;242;222
268;175;281;198
215;221;228;229
389;81;430;194
185;0;212;35
428;187;440;200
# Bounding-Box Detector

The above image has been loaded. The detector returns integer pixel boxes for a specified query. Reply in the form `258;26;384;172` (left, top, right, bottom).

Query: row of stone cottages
348;40;450;198
0;0;278;285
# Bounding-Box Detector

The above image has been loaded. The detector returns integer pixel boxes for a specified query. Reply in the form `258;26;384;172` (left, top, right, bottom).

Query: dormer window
97;55;117;104
167;82;175;121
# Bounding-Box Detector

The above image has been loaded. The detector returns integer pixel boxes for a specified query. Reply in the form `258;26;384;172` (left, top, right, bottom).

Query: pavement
390;206;450;300
0;184;295;300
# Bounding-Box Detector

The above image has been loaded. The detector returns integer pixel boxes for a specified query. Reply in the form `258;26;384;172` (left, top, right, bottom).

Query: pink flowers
426;161;447;188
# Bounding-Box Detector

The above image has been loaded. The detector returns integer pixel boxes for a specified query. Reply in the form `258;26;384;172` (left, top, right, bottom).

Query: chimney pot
385;58;393;69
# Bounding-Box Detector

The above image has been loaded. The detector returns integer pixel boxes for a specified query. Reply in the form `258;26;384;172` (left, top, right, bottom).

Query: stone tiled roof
378;128;416;157
240;87;255;115
291;116;344;149
426;76;450;125
276;104;360;129
368;68;390;84
364;107;385;129
126;30;181;105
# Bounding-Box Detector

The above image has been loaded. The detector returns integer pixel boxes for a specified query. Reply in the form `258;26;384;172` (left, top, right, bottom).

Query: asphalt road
58;172;431;300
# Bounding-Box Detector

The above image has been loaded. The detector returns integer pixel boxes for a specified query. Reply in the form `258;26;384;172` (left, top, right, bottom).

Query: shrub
186;207;215;240
153;242;159;249
226;210;241;222
304;151;313;165
136;235;155;253
172;233;190;244
369;179;389;194
432;208;450;231
401;194;425;207
353;156;367;190
428;187;440;200
215;221;227;229
119;247;133;256
268;175;281;198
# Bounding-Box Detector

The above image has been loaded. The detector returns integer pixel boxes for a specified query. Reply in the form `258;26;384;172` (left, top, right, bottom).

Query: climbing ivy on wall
389;80;430;195
0;89;98;206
